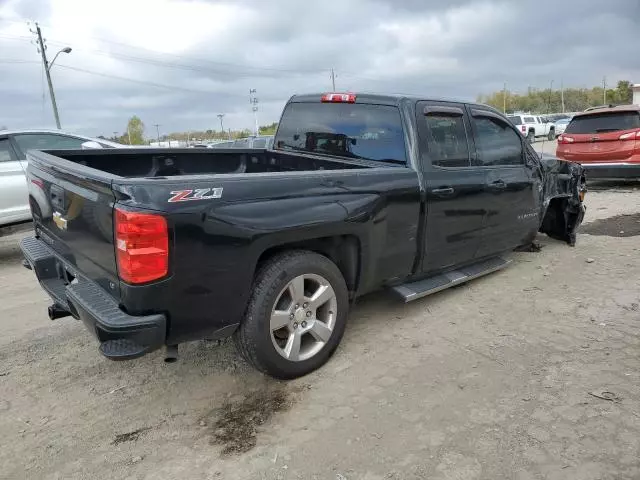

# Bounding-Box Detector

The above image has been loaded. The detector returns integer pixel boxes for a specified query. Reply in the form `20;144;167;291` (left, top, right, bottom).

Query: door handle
431;187;455;196
488;180;506;190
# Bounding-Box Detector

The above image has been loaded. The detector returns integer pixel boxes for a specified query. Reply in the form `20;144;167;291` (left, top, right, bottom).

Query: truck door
416;101;487;274
468;108;542;257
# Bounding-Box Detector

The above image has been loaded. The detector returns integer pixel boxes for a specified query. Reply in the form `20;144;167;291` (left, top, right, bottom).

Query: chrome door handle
431;187;455;196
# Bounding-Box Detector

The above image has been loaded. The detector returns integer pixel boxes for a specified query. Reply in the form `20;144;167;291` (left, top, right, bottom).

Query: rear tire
234;250;349;379
527;130;535;143
547;129;555;141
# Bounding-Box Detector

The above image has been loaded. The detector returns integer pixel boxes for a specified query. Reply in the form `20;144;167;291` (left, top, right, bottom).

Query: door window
473;116;524;166
0;138;14;162
424;113;471;168
13;134;86;157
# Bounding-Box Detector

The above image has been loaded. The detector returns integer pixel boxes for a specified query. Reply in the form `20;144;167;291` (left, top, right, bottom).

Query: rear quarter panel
114;167;421;343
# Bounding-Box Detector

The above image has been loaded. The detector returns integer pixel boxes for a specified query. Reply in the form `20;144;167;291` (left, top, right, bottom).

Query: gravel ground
1;170;640;479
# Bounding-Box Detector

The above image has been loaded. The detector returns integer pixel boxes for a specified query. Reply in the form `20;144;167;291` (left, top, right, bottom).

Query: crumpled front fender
538;154;587;246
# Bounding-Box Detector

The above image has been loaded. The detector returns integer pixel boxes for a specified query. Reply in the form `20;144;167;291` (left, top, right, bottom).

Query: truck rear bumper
20;236;166;360
582;162;640;180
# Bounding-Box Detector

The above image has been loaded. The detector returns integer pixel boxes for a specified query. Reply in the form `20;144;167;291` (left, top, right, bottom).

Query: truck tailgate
27;151;120;298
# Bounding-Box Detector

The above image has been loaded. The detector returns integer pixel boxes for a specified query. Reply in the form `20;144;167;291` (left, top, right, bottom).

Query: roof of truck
289;92;496;111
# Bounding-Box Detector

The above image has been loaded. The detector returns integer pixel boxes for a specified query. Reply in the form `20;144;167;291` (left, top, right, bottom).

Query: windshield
507;116;522;125
565;111;640;134
274;102;407;164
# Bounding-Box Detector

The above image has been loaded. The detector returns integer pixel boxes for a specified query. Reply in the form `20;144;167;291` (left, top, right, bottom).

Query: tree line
101;117;279;145
477;80;634;114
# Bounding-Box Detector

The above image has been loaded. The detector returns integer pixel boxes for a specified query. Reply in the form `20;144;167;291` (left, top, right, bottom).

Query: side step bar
390;256;510;303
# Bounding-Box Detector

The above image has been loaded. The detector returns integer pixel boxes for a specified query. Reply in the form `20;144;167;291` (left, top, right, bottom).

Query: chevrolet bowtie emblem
53;211;68;231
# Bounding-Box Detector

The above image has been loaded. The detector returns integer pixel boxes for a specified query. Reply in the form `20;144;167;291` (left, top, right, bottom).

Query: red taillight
557;135;575;144
321;93;356;103
619;129;640;140
115;209;168;284
521;125;526;133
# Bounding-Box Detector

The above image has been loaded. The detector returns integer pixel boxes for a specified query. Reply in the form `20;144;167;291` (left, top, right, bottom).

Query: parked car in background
209;135;275;149
556;105;640;178
208;140;235;148
507;114;555;142
0;130;124;230
584;104;617;112
553;118;572;137
231;135;275;149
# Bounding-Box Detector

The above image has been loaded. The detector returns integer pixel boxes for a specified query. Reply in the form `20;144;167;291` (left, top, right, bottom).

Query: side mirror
81;141;104;149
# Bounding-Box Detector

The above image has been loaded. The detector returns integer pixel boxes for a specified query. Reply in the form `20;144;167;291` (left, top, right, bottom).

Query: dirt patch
581;212;640;237
202;386;298;456
112;427;151;446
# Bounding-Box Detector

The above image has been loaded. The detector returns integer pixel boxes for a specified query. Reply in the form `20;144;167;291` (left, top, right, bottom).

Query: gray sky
1;0;639;137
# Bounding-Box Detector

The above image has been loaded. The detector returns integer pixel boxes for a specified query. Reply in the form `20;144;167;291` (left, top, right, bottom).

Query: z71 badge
168;188;223;203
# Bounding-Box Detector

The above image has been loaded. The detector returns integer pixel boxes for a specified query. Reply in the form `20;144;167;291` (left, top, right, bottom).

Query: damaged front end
538;154;587;246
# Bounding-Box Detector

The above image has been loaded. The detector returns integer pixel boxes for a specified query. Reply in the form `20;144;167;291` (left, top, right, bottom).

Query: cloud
1;0;638;137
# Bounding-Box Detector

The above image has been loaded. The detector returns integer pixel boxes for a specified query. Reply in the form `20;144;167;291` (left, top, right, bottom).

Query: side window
13;134;86;156
523;116;535;124
0;138;15;162
473;116;524;166
424;113;470;168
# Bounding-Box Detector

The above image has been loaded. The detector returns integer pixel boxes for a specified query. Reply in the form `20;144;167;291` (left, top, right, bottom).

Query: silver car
0;129;125;229
553;118;571;137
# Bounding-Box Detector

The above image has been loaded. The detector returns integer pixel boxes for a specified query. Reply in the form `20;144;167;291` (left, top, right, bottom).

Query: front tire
234;250;349;379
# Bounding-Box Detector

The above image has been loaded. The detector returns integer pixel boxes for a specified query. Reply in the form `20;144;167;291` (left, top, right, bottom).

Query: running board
390;256;510;303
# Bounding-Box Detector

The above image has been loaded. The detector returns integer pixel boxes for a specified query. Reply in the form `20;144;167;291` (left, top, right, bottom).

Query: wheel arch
255;234;362;298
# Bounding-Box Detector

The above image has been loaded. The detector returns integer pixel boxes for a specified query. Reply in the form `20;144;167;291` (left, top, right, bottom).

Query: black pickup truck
20;93;586;379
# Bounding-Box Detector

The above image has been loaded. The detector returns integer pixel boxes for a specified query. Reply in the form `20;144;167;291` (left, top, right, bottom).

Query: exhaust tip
48;304;71;320
164;345;178;363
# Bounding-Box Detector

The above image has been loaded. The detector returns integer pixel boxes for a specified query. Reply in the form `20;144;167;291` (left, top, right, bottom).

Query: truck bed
39;148;367;178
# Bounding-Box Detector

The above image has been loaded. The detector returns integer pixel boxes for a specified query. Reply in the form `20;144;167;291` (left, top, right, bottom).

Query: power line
54;64;250;97
5;16;327;76
0;59;39;64
0;33;33;43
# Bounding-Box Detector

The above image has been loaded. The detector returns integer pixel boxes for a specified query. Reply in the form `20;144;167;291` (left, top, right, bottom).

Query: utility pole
331;68;337;91
30;22;63;129
153;124;161;145
602;76;607;104
561;80;565;113
502;82;507;113
217;114;225;139
249;89;259;137
127;125;132;145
